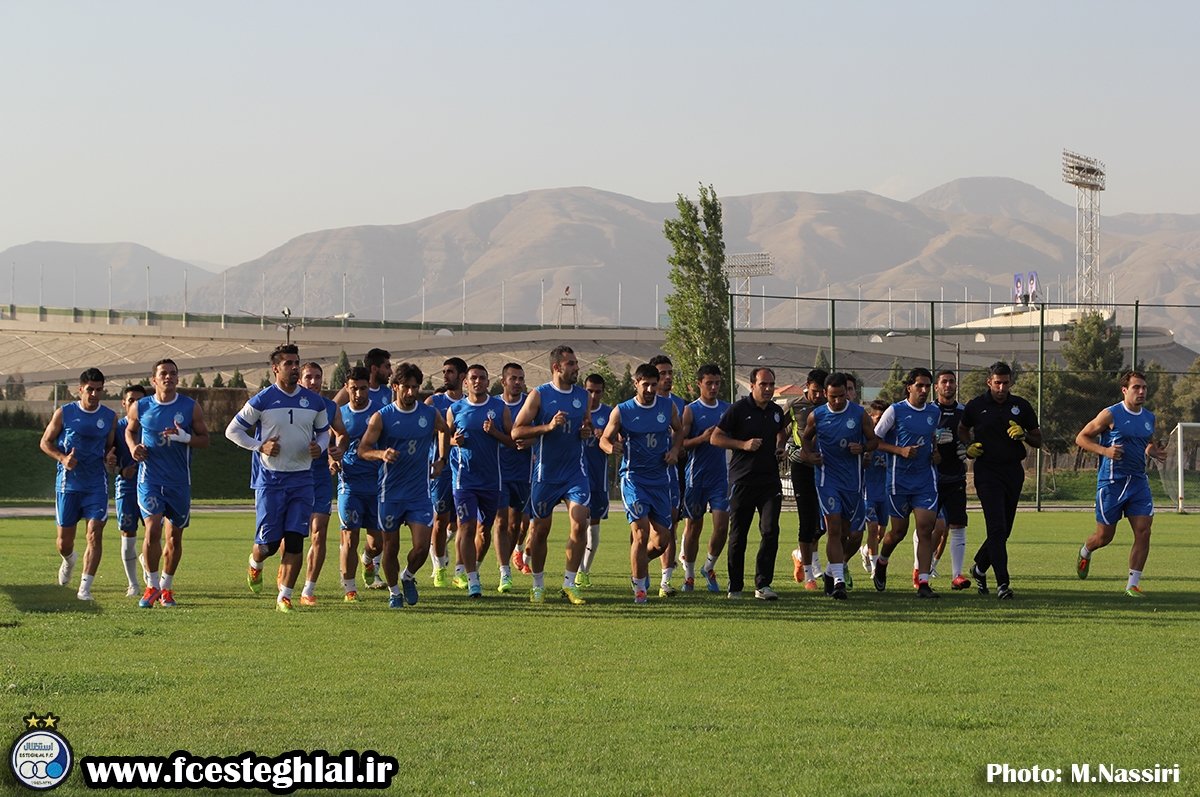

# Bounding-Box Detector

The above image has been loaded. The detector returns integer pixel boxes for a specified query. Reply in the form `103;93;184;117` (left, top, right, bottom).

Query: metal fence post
1132;299;1140;367
1036;302;1045;511
929;301;935;371
829;298;836;371
728;293;736;404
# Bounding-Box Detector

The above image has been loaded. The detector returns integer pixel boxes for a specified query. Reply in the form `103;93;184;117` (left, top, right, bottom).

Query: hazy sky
3;1;1197;267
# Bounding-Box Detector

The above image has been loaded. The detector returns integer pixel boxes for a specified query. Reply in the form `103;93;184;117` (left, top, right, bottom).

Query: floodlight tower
1062;149;1106;313
724;252;773;329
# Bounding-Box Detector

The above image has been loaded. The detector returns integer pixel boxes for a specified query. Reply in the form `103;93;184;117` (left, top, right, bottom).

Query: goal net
1158;423;1200;513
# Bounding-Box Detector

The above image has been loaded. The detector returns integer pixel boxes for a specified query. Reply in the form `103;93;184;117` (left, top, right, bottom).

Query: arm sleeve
225;400;263;451
717;402;737;435
314;428;330;453
873;405;897;438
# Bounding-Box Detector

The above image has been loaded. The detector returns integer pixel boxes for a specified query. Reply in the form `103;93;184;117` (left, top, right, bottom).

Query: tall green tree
663;184;729;401
588;355;622;408
191;371;206;388
616;363;637;404
330;349;351;391
814;346;830;371
227;367;246;389
876;359;907;404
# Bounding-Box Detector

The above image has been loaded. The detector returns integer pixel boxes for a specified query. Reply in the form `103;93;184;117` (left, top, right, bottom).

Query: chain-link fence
730;293;1200;512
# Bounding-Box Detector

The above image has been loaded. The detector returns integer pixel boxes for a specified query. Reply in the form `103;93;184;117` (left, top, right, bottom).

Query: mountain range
4;177;1199;344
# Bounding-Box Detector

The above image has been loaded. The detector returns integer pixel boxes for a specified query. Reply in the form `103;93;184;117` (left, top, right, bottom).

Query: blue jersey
338;396;385;496
530;383;590;484
114;416;137;498
813;402;867;494
232;385;330;489
864;449;888;502
135;394;197;487
584;404;613;493
449;395;506;492
376;402;438;503
428;392;458;480
617;396;673;487
499;395;532;484
56;402;116;494
369;385;392;407
876;400;939;495
1098;403;1155;484
685;399;731;489
310;395;339;474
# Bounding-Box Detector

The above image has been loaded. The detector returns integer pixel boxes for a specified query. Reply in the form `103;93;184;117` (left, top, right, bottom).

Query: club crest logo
927;417;934;425
657;413;666;424
418;416;428;428
174;413;185;426
1145;422;1152;431
11;714;72;791
573;399;582;408
299;397;309;408
96;418;105;428
487;410;496;420
846;419;856;429
1011;406;1020;415
774;413;780;423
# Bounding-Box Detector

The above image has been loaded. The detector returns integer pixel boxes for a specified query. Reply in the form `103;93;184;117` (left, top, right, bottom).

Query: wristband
171;429;192;445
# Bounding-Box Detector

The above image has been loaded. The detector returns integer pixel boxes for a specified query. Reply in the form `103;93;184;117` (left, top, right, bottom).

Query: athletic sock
810;551;822;574
499;565;511;579
362;551;373;567
532;571;545;589
871;554;880;569
341;578;356;594
1080;544;1093;560
278;586;293;602
563;570;577;589
1127;569;1142;589
467;571;480;588
912;533;920;570
630;577;640;594
641;576;651;593
79;573;95;591
877;554;889;565
438;554;450;569
301;580;316;598
950;528;967;577
373;555;382;571
661;566;674;587
147;570;160;589
400;568;414;582
830;563;844;584
803;564;814;582
704;554;718;573
683;559;695;580
160;573;173;591
582;524;599;572
454;564;466;577
121;536;138;587
249;554;263;572
918;572;929;585
388;583;401;597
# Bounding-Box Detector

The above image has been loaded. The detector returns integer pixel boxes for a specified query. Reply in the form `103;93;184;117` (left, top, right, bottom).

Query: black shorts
937;480;968;527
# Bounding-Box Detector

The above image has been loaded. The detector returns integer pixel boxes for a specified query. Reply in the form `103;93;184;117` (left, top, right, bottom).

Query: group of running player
42;343;1162;609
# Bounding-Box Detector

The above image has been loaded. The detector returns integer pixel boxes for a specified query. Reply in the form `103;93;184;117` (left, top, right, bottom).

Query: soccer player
788;369;828;590
126;358;210;608
427;357;465;587
113;383;147;596
801;372;879;600
334;348;391;588
1073;370;1164;596
446;364;515;598
648;355;687;594
358;363;451;609
39;368;118;601
958;361;1042;600
227;345;330;613
511;345;593;605
928;370;972;590
579;373;612;589
861;399;890;575
680;364;731;593
870;367;942;599
297;362;347;606
710;367;790;600
600;363;684;603
333;366;384;602
495;363;533;582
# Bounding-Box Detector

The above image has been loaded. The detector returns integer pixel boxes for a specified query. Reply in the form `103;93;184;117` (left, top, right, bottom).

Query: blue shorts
505;481;531;513
338;492;380;531
683;483;730;519
138;483;191;528
816;485;866;530
667;470;681;510
312;471;334;516
621;476;672;529
530;476;590;519
1096;477;1154;525
115;486;140;533
887;490;939;519
56;490;108;527
379;499;435;532
454;488;501;527
589;487;610;521
254;482;314;545
865;499;888;526
431;475;453;516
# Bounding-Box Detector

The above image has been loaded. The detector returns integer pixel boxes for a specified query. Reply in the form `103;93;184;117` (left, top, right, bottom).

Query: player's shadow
0;584;102;615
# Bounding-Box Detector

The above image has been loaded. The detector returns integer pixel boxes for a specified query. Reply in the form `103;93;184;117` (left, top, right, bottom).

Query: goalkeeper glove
1007;420;1026;441
966;442;984;459
956;442;969;463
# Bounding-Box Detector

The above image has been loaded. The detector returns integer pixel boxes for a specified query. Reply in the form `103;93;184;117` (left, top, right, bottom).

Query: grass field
1;510;1197;796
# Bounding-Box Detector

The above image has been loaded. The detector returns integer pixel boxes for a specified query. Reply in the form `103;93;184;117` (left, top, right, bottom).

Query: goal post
1163;423;1200;514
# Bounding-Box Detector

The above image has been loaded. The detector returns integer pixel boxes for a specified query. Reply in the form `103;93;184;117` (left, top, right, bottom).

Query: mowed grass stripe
1;512;1196;796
